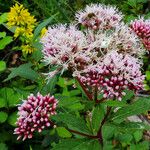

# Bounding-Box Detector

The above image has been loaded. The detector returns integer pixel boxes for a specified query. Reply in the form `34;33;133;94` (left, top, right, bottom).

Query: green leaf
0;112;8;123
52;113;91;134
0;32;6;38
0;98;6;108
103;100;127;107
92;104;105;134
0;61;6;72
52;139;101;150
0;143;8;150
117;133;133;144
56;127;72;138
4;63;39;82
146;71;150;80
0;88;22;107
111;98;150;123
0;36;13;50
7;112;17;127
33;13;58;40
0;13;8;24
133;130;143;143
56;96;84;111
42;75;58;95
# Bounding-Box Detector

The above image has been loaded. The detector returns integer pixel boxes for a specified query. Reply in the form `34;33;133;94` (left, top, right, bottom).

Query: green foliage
4;63;39;82
0;61;6;72
56;127;72;138
0;112;8;123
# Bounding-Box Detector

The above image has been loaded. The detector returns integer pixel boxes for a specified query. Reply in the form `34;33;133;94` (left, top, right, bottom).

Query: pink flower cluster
80;51;144;100
130;18;150;50
41;25;87;69
76;4;123;30
14;93;58;141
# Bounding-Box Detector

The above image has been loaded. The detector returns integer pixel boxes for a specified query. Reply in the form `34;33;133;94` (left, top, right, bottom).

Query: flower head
76;4;123;30
130;18;150;50
79;51;144;100
21;44;35;54
14;93;58;141
41;25;89;70
7;3;36;27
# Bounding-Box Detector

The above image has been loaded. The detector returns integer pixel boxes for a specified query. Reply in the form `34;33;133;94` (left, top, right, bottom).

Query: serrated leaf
111;98;150;123
4;63;39;82
0;36;13;50
56;127;72;138
0;112;8;123
0;61;6;72
52;113;91;134
52;139;101;150
92;104;105;134
7;112;17;127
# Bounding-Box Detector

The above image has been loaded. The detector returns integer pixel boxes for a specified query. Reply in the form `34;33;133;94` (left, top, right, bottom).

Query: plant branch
68;128;97;139
76;77;93;100
97;107;112;145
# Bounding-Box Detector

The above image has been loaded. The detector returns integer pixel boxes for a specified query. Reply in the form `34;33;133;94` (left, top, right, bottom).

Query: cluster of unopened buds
14;93;58;141
80;51;144;101
130;18;150;50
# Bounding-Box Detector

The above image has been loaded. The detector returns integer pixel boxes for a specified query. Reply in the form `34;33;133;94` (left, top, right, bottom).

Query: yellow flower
41;27;47;37
21;44;35;54
7;3;36;28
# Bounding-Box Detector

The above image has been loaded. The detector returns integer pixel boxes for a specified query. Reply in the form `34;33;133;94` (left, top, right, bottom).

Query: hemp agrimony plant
14;3;150;149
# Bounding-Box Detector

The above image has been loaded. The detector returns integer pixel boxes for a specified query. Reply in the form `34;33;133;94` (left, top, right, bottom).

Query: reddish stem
97;107;112;145
68;128;97;139
76;77;93;100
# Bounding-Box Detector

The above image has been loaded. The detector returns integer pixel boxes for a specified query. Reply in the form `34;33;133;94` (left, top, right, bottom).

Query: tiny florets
76;4;123;30
130;18;150;50
14;93;58;141
79;51;145;100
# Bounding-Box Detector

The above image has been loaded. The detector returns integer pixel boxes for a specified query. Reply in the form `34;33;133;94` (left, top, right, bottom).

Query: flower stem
76;77;93;100
97;107;112;145
68;128;97;139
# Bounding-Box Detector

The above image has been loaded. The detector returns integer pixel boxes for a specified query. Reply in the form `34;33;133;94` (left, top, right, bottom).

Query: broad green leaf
56;127;72;138
117;133;133;144
0;13;8;24
103;100;127;107
4;63;39;82
111;98;150;123
0;98;6;108
0;143;8;150
0;36;13;50
52;113;91;134
92;104;105;134
0;32;6;38
0;61;6;72
7;112;17;127
0;112;8;123
52;139;101;150
33;13;58;40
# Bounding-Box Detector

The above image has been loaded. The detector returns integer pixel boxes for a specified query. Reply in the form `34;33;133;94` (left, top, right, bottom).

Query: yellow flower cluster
7;3;36;39
21;44;35;54
7;3;37;54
